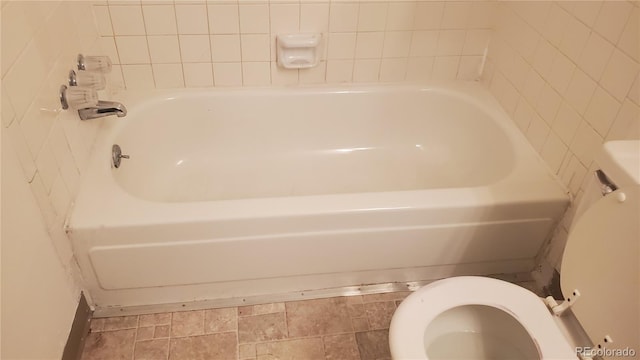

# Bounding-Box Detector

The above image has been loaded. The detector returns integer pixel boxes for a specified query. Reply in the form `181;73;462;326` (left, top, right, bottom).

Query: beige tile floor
81;280;541;360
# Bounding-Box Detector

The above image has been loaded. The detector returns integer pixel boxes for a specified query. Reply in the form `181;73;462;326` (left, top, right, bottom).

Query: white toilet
389;140;640;360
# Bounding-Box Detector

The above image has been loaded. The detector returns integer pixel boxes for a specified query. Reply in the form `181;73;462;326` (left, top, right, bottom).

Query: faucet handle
59;85;98;110
69;69;106;90
77;54;112;73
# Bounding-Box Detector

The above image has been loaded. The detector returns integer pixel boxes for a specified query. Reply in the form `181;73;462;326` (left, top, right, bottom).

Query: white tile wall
95;0;495;88
485;1;640;272
2;1;103;285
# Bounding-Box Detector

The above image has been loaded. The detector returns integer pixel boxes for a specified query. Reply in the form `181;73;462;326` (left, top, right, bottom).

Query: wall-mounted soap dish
276;34;321;69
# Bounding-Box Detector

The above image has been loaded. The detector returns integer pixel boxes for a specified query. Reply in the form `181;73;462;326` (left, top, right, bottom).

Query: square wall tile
152;63;185;88
463;29;490;56
353;59;381;83
436;30;466;56
457;56;481;81
406;57;434;81
143;4;178;35
599;49;639;102
148;35;181;63
329;3;359;33
513;97;536;133
271;62;298;86
183;63;214;87
559;14;590;63
19;105;51;159
7;122;37;182
413;2;444;30
532;39;558;82
432;56;460;81
29;173;56;227
122;64;155;89
211;35;241;62
115;36;150;64
584;86;621;137
565;69;597;115
328;33;357;60
1;1;39;77
3;41;47;121
570;121;603;166
541;131;568;174
93;5;113;36
522;68;545;106
208;4;239;34
410;31;438;58
355;32;384;59
242;62;271;86
548;52;575;95
578;31;614;82
99;37;120;64
299;61;326;84
239;3;269;34
526;114;551;153
593;1;633;45
543;3;570;47
241;34;270;62
379;58;407;82
382;31;412;58
536;83;562;125
213;62;242;86
175;4;209;34
386;2;415;31
607;99;640;141
552;102;582;145
49;174;71;219
570;1;602;28
179;35;212;62
270;3;299;34
357;2;387;32
1;85;15;128
489;71;519;115
617;7;639;63
300;3;329;33
109;5;146;35
468;1;495;29
441;1;471;29
35;141;60;193
326;59;353;83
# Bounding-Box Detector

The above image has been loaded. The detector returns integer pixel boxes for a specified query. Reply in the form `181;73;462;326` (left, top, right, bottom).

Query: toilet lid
561;186;639;352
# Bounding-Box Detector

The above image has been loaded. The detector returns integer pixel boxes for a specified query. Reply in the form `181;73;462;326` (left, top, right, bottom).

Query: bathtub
68;82;568;313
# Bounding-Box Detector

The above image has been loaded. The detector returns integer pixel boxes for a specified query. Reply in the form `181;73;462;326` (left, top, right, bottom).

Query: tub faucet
78;100;127;120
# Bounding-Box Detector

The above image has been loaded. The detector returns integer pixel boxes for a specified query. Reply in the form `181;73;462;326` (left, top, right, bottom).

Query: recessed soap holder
276;34;321;69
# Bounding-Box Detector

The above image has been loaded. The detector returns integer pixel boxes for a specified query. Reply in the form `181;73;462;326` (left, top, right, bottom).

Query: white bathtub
68;82;568;312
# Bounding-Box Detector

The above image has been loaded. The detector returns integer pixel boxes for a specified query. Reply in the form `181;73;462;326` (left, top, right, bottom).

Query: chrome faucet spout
78;100;127;120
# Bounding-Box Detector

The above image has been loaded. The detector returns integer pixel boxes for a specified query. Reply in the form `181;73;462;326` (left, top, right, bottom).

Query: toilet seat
389;276;577;359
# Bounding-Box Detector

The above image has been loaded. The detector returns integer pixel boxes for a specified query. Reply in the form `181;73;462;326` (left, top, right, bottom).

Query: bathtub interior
111;88;515;202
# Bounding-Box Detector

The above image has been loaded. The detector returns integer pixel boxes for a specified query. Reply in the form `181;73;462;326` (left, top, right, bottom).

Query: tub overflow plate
112;144;129;168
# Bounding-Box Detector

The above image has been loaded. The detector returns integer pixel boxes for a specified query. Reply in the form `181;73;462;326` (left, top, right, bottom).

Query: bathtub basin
68;82;568;311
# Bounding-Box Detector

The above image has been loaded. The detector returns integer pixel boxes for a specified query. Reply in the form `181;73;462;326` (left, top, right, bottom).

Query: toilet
389;140;640;360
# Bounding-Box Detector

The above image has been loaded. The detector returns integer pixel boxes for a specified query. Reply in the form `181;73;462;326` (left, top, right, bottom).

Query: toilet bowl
389;276;577;359
389;140;640;360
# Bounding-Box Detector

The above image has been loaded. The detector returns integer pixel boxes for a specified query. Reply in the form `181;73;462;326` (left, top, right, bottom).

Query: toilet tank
560;140;639;358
